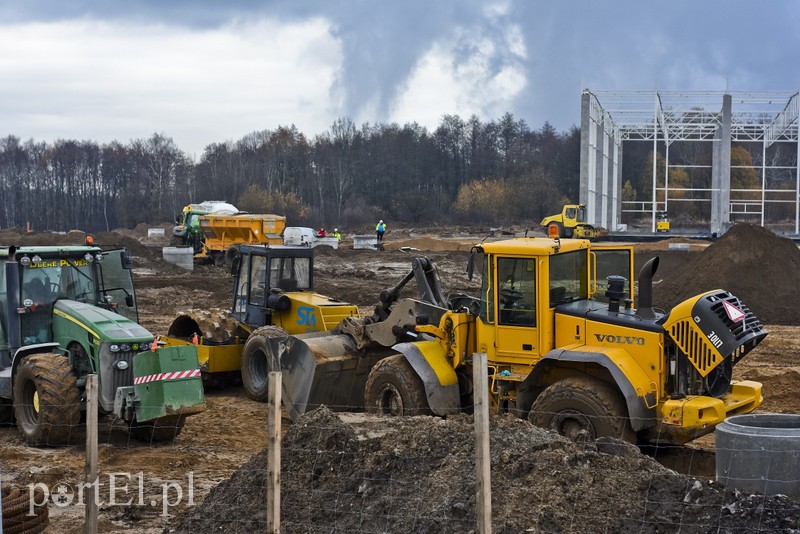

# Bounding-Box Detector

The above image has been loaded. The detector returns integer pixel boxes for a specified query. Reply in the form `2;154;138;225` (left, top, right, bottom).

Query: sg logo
297;306;317;328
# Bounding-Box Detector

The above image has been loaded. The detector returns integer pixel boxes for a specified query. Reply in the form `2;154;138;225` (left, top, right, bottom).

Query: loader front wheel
365;355;430;416
241;326;289;402
13;354;81;446
528;375;635;443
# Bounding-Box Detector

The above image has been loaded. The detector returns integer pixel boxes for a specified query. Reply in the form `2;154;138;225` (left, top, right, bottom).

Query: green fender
393;341;460;416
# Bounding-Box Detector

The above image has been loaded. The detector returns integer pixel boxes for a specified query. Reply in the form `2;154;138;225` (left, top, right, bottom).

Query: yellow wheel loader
162;245;358;400
277;237;766;445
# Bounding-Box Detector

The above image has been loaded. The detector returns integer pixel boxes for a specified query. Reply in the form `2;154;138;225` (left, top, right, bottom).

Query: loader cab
231;245;314;328
472;238;633;366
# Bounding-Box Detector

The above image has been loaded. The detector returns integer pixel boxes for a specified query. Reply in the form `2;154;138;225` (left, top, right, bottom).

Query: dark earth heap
171;407;800;534
651;223;800;325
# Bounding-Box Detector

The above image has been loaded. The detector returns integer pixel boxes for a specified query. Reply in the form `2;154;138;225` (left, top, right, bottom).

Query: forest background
0;112;783;232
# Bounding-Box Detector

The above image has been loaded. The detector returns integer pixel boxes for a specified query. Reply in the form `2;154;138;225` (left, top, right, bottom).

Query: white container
668;243;691;251
147;227;165;237
314;236;339;249
353;235;379;250
162;247;194;270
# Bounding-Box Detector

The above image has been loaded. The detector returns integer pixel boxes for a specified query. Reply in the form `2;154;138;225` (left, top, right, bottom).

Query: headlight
84;253;94;262
109;344;120;352
31;255;42;264
115;360;129;370
95;253;103;263
19;256;30;266
119;343;131;352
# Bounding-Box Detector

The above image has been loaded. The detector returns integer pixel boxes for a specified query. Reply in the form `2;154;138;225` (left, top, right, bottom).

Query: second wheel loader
275;236;766;445
163;244;358;400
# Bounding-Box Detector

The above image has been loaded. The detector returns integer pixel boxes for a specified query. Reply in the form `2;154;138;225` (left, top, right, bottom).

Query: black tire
129;415;185;442
528;375;635;443
13;354;81;446
364;355;430;416
224;246;239;271
241;325;289;402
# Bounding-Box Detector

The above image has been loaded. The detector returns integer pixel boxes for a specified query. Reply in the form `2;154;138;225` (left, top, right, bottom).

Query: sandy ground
0;228;798;532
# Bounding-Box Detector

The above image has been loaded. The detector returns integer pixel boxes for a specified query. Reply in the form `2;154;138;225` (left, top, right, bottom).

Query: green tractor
0;245;205;446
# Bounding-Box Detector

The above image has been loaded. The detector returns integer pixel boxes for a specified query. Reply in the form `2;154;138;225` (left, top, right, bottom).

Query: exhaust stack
637;257;659;320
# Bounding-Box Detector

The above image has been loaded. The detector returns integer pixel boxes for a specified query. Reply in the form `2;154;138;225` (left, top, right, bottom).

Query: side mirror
466;249;475;281
125;295;134;307
121;250;133;270
231;256;241;277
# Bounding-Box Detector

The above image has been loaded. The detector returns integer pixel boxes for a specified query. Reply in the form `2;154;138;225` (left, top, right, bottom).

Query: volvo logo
594;334;645;345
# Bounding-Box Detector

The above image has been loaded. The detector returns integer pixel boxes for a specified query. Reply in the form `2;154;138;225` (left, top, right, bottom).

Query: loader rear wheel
365;355;430;416
528;375;635;443
129;415;185;443
241;326;289;402
13;354;81;446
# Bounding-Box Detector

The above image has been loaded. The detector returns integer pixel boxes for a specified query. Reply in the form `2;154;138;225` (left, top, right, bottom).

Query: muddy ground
0;225;798;532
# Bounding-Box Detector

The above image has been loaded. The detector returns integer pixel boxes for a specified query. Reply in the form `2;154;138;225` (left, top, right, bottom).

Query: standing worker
332;228;342;241
375;220;386;243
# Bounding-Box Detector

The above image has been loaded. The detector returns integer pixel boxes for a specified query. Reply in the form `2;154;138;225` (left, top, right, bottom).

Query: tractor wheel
241;326;289;402
13;354;81;446
129;415;185;443
528;375;635;443
364;355;430;416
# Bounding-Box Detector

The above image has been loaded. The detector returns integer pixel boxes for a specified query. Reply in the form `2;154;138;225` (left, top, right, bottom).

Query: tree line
0;114;580;233
2;111;791;233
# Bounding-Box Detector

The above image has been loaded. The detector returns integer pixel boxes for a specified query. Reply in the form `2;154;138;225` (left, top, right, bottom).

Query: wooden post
267;371;282;534
473;353;492;534
84;374;98;534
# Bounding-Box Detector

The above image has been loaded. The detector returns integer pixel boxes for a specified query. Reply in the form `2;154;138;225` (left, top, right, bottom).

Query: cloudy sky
1;1;798;158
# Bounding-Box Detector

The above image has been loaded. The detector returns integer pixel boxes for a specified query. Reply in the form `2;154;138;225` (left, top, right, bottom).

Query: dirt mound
653;223;800;325
385;236;475;252
0;227;158;260
171;407;800;533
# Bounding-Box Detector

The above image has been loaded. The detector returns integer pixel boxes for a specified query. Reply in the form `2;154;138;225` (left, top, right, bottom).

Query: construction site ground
0;224;798;532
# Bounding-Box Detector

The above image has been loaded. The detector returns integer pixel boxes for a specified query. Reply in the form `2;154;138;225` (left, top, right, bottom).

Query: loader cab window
478;253;493;323
565;207;577;219
549;249;588;307
234;253;251;313
269;257;311;292
497;257;536;327
249;254;268;306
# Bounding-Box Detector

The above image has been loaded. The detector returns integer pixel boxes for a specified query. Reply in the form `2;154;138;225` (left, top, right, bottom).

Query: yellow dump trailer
197;213;286;267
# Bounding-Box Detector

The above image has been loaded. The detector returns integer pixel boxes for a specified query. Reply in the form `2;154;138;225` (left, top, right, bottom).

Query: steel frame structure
580;90;800;234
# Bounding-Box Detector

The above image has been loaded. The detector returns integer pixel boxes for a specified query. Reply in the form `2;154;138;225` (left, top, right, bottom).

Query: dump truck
274;237;766;445
163;244;358;398
172;200;238;248
540;204;607;239
194;213;287;268
0;245;205;445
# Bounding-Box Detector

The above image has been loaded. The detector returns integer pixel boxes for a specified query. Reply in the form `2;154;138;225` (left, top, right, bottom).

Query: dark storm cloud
3;0;798;132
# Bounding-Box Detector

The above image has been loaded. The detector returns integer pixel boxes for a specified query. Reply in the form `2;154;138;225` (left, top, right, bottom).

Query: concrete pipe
716;413;800;497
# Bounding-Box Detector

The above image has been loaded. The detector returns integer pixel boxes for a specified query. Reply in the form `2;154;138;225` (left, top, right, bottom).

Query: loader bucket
279;333;394;421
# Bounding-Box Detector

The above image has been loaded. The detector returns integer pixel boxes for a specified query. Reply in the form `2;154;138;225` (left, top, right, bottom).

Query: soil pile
171;407;800;533
653;223;800;325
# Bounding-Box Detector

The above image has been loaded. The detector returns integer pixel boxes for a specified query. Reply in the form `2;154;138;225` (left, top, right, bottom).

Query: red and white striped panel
133;369;201;385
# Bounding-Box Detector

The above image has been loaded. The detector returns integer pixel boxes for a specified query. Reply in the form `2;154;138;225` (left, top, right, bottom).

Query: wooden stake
267;371;282;534
473;353;492;534
84;374;98;534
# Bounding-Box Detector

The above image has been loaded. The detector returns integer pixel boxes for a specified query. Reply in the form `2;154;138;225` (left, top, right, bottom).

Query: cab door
493;256;540;363
99;248;138;322
590;246;634;303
